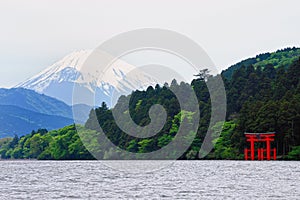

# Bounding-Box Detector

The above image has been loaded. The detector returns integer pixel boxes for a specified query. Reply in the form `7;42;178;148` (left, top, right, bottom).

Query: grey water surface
0;160;299;199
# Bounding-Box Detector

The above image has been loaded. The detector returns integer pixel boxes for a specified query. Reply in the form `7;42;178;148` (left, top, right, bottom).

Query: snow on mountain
17;50;90;92
16;50;158;107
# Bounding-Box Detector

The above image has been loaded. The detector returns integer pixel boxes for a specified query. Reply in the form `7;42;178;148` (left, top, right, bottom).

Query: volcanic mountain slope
16;50;157;107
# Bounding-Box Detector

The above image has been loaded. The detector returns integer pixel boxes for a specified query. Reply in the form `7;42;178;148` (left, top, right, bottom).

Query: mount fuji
16;50;158;107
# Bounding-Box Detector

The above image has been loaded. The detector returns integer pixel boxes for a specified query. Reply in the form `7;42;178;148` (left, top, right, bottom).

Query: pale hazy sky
0;0;299;88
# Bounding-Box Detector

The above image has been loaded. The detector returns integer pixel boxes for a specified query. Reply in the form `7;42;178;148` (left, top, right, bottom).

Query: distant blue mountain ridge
0;88;72;118
0;88;91;138
0;105;74;138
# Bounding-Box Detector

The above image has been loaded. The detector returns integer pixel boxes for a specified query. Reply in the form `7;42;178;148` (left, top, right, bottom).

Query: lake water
0;161;299;199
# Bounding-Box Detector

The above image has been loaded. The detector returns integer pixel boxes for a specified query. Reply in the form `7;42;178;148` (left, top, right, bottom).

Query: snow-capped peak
16;50;158;106
49;50;92;72
16;50;92;92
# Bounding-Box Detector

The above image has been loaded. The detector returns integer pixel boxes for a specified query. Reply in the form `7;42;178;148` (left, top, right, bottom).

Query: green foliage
211;121;239;159
158;135;172;148
138;139;154;153
287;146;300;160
0;125;95;160
222;47;300;79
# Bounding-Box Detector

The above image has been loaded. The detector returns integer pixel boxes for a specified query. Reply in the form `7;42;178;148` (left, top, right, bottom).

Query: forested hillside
222;47;300;79
0;125;95;160
83;57;300;159
218;56;300;159
0;48;299;160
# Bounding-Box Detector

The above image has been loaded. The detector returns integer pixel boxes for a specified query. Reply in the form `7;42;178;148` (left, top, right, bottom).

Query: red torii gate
244;132;276;161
